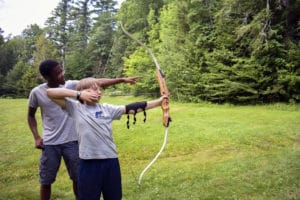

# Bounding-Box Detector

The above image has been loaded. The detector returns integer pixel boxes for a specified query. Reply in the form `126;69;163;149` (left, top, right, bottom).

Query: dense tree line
0;0;299;103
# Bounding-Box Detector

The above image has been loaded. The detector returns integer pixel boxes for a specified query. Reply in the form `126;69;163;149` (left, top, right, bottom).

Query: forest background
0;0;299;104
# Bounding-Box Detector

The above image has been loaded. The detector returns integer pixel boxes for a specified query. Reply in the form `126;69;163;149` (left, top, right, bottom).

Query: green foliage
18;66;40;97
45;0;73;68
33;32;60;63
0;0;299;103
0;25;50;97
123;47;158;96
3;61;28;97
0;37;23;76
65;51;91;79
88;10;116;78
277;41;300;102
20;24;44;62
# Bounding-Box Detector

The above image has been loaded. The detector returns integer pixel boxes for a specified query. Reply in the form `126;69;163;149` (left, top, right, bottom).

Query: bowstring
138;127;169;185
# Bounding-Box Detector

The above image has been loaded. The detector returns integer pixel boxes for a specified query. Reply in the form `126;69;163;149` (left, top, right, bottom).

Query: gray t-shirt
28;80;79;145
65;98;124;159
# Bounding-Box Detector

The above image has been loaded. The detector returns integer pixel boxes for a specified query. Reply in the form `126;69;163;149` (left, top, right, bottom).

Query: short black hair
39;59;59;77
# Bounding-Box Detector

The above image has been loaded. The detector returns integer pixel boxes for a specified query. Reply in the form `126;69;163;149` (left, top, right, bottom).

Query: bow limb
120;22;171;185
120;22;171;127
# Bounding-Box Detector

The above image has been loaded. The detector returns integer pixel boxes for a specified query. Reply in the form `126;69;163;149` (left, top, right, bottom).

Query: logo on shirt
95;111;102;118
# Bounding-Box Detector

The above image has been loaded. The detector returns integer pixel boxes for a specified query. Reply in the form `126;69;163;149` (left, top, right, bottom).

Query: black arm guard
125;101;147;129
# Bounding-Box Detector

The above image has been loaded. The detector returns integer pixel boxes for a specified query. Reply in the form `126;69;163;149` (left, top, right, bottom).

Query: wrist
76;91;81;100
34;134;41;140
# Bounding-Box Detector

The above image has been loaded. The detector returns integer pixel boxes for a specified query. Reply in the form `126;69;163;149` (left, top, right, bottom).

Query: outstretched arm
47;88;99;108
97;77;137;88
145;97;165;110
123;96;165;114
122;96;167;129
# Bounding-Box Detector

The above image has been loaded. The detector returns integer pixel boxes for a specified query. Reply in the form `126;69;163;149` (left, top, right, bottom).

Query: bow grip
156;69;171;127
162;97;171;127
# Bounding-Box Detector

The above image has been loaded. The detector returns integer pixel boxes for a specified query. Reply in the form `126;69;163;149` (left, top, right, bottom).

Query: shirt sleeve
65;80;79;90
65;98;79;117
103;103;125;120
28;88;38;108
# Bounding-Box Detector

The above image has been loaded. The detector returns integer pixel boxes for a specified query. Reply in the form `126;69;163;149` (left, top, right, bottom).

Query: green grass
0;97;299;200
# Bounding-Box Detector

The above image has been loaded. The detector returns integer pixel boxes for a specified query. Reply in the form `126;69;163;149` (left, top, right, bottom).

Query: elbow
27;114;36;127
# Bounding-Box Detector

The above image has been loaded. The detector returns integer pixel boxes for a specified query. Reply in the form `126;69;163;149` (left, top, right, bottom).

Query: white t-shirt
65;98;124;159
28;80;79;145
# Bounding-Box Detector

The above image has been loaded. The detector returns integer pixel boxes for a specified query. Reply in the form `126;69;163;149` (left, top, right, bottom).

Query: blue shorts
39;141;79;185
78;158;122;200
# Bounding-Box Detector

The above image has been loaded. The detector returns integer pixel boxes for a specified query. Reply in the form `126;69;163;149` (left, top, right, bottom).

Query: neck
85;102;97;106
47;82;60;88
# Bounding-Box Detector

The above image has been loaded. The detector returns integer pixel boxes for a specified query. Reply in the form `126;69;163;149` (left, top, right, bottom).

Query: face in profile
49;65;65;85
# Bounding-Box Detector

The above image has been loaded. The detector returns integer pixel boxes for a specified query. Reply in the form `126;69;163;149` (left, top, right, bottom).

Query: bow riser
156;69;171;127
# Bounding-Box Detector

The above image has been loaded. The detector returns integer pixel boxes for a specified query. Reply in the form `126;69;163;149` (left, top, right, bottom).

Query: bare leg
40;184;51;200
73;181;78;200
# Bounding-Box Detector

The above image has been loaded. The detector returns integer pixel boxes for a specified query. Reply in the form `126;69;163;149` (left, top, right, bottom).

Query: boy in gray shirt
47;77;166;200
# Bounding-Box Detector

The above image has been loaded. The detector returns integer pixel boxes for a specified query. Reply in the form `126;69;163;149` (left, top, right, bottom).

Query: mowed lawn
0;97;299;200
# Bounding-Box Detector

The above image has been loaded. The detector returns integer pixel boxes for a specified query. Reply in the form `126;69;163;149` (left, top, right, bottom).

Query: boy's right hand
80;90;101;104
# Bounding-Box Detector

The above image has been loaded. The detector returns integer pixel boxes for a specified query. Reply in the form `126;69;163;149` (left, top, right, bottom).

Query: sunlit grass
0;98;299;199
